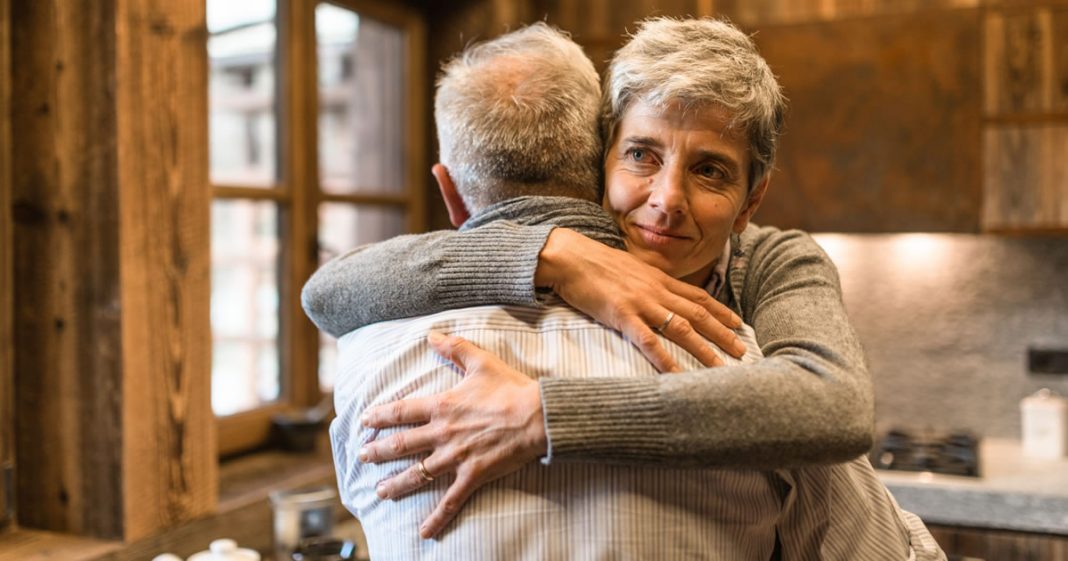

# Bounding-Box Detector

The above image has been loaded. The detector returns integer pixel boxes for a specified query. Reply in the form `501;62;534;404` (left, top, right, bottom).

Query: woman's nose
648;165;687;215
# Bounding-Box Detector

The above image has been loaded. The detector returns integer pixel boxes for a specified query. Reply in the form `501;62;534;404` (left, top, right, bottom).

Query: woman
304;18;939;558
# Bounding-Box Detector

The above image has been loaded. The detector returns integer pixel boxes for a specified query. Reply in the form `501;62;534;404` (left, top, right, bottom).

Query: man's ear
732;176;770;234
433;163;470;228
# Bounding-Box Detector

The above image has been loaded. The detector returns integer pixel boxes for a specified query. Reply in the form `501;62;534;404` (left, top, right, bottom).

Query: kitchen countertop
877;438;1068;535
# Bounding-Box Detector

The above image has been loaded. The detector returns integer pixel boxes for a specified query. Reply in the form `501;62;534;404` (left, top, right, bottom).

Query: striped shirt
331;302;944;561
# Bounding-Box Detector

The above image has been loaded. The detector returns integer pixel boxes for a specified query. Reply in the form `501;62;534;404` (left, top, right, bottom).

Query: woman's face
603;100;768;286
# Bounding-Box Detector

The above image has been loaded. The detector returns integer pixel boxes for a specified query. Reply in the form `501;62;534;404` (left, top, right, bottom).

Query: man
315;21;941;561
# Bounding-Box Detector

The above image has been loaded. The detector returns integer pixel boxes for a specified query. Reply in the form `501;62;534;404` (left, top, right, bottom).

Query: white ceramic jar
186;539;262;561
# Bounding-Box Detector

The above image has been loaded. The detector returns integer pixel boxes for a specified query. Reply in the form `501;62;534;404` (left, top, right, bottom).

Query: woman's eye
627;148;646;161
697;164;725;180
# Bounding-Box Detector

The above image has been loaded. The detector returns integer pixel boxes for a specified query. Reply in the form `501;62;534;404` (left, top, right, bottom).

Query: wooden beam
0;0;14;531
11;0;214;540
114;0;215;541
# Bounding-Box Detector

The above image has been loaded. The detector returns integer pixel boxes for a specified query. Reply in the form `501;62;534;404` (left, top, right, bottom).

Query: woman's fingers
619;317;681;373
656;313;726;368
428;331;486;374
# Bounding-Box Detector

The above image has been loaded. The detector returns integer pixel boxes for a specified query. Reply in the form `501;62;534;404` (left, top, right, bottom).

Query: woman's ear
432;163;470;228
732;176;770;234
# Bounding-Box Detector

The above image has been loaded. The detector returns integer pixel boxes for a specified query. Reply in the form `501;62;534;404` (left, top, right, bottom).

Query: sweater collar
460;196;625;250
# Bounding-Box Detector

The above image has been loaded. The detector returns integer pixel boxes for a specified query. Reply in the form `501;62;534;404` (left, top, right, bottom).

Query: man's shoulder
338;302;602;347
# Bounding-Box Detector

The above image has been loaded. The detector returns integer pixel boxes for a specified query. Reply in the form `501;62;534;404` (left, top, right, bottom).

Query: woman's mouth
632;224;690;247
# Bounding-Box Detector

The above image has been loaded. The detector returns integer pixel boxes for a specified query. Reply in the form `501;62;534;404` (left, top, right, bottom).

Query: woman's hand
358;332;547;539
536;228;746;372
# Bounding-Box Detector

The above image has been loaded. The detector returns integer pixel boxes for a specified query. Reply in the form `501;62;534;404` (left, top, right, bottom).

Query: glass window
211;199;281;416
208;0;278;187
316;4;407;195
317;203;407;390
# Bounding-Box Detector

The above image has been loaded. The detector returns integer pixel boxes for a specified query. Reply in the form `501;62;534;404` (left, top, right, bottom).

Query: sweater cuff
438;223;555;308
540;377;672;463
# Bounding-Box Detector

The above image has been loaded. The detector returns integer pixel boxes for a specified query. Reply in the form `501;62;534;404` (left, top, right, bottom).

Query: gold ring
416;459;435;482
655;311;676;333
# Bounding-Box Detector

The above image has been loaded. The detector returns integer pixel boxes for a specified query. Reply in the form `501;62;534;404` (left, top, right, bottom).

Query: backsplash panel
812;233;1068;438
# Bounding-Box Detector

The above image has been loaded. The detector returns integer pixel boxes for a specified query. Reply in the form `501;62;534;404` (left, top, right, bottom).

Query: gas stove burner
871;428;981;478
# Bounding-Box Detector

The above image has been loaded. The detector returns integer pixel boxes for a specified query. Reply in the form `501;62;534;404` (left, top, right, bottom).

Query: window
207;0;425;455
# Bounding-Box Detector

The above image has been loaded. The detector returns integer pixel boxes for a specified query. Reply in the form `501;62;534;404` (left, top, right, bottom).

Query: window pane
317;204;407;391
211;200;281;415
208;0;278;187
316;4;408;195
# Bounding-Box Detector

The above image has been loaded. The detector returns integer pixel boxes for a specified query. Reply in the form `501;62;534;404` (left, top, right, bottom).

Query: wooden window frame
213;0;426;456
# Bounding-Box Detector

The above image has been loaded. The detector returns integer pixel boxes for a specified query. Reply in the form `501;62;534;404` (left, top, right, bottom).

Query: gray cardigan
302;196;873;468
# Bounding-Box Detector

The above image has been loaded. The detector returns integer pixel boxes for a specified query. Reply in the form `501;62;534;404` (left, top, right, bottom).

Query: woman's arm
301;222;554;337
542;228;873;467
303;223;742;368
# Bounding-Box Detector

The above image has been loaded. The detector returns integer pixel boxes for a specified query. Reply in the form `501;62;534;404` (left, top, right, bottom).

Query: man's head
602;18;786;189
434;23;602;223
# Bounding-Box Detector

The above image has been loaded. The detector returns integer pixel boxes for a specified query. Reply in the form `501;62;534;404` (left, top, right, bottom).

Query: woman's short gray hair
603;17;786;188
436;23;602;211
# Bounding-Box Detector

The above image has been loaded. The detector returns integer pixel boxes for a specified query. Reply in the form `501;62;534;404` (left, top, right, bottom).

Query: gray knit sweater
302;196;874;468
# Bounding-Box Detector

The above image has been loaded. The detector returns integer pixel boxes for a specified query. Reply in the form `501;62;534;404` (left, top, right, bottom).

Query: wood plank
983;124;1068;229
752;10;983;232
0;0;13;531
0;530;119;561
11;0;125;538
985;8;1055;116
715;0;978;26
113;0;215;541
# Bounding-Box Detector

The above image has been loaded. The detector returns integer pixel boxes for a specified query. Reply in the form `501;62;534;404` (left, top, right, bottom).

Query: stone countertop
877;438;1068;535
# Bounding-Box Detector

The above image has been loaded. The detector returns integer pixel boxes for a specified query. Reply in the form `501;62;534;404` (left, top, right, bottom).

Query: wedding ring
655;311;676;333
416;459;435;482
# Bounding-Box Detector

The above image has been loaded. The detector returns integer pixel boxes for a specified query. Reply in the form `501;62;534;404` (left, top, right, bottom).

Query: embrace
303;17;947;561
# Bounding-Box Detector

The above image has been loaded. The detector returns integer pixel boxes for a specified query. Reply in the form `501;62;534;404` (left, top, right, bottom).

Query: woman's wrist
534;227;581;290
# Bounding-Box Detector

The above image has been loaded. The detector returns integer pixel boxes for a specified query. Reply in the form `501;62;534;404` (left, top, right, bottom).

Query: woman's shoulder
735;223;826;262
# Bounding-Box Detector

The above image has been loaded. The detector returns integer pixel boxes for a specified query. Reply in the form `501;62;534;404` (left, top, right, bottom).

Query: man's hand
536;228;745;372
358;332;547;539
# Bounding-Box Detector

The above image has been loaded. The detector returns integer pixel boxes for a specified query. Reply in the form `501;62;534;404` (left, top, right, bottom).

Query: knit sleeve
541;228;874;468
301;222;555;337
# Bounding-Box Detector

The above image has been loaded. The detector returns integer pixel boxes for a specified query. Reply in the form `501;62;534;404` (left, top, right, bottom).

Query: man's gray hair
603;17;786;188
436;23;602;212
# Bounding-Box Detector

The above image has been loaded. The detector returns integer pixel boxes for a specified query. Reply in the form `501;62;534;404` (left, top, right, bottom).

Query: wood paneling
0;0;13;532
715;0;978;26
929;524;1068;561
985;7;1068;117
113;0;215;540
11;0;125;537
752;10;983;232
11;0;214;540
983;125;1068;229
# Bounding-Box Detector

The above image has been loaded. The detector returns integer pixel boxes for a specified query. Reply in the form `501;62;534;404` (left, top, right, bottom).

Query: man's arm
301;222;555;337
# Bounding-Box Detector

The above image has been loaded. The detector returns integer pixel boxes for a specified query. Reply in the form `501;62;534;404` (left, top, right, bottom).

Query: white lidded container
1021;388;1068;459
186;539;262;561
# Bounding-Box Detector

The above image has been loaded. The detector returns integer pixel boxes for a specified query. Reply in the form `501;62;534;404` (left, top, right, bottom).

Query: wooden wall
0;0;13;532
420;0;1067;233
9;0;214;541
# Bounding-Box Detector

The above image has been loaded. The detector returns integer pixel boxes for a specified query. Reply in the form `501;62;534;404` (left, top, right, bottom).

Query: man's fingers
375;454;447;500
359;425;436;464
427;331;486;373
362;396;435;428
419;474;479;539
